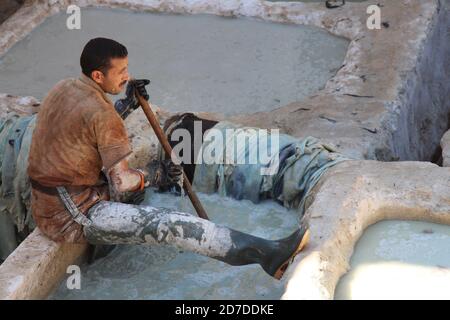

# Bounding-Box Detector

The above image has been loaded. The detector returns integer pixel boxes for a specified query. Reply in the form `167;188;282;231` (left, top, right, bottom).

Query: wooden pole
134;92;210;220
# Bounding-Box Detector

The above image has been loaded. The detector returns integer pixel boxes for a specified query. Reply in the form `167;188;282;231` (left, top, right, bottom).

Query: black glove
146;159;183;192
325;0;345;9
114;79;150;120
131;78;150;101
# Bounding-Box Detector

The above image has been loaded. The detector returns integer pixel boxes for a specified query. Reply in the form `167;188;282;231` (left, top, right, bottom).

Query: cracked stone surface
0;0;449;300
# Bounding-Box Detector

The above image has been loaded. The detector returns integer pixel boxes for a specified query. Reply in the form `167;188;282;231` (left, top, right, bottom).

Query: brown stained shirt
28;74;132;243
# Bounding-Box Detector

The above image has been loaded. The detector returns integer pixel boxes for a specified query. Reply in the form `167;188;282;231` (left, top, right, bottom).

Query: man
26;37;309;280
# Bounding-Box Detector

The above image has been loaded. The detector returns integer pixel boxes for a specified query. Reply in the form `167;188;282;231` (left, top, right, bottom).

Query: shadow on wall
0;0;24;25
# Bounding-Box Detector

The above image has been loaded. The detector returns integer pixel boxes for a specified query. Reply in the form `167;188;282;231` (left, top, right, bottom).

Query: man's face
91;56;129;95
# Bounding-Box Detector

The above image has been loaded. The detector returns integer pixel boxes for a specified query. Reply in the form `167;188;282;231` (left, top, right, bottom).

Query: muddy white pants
84;201;235;260
82;200;308;279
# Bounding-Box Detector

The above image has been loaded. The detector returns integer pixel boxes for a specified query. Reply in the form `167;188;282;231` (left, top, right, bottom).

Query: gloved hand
130;78;150;101
145;159;183;191
114;79;150;119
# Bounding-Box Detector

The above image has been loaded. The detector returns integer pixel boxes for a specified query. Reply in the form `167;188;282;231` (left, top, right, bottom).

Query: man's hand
163;159;183;187
130;79;150;101
146;159;183;191
114;78;150;120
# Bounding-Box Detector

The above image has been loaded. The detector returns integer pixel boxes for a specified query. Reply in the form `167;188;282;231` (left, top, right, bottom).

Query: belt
30;178;94;227
56;186;93;227
30;179;88;195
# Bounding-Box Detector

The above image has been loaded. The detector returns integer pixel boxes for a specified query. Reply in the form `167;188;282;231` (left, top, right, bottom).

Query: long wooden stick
135;92;210;220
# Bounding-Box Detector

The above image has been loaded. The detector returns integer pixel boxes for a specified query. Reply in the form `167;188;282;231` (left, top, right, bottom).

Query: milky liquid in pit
50;190;300;300
0;8;349;115
268;0;366;2
335;220;450;300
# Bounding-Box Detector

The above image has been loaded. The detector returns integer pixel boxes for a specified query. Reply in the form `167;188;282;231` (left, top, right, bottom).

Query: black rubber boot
216;224;310;280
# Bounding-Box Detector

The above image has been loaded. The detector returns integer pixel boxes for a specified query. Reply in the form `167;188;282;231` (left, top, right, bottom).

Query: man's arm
106;158;183;202
107;159;143;194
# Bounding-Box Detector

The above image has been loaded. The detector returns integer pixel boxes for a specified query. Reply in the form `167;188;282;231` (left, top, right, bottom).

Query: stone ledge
0;228;88;300
282;160;450;300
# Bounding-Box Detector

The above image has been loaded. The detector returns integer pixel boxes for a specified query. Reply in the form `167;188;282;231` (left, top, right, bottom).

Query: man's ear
91;70;104;84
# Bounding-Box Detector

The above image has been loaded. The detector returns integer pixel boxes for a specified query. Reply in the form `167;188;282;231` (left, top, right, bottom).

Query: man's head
80;38;129;95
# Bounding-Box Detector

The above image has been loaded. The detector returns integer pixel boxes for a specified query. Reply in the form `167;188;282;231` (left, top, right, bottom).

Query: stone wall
0;0;449;300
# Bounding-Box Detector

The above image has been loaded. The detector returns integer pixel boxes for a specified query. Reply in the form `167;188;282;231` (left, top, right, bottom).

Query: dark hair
80;38;128;78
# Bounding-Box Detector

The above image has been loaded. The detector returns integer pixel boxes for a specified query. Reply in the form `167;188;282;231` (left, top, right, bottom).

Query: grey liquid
0;7;348;114
268;0;366;2
268;0;365;2
50;190;300;299
335;220;450;300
